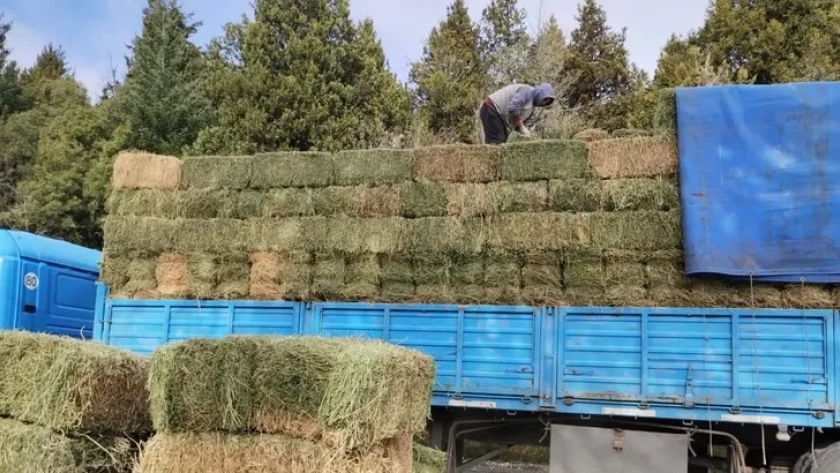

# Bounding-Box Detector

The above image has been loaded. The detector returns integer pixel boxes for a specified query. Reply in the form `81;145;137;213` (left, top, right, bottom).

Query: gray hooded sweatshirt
487;83;556;131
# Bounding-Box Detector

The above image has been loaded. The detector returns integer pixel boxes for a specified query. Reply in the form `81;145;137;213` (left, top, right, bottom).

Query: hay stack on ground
0;418;134;473
0;332;150;473
101;137;830;309
149;336;434;449
142;335;434;472
135;432;411;473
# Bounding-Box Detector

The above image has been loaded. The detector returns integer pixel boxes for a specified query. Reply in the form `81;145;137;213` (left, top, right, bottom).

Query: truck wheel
813;441;840;471
792;451;814;473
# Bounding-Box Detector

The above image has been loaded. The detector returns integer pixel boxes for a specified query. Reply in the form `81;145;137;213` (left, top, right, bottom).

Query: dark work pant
479;102;509;145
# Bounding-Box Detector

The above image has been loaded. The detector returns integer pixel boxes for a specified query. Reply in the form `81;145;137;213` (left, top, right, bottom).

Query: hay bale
216;254;251;299
380;254;416;302
333;149;414;186
248;218;307;253
156;254;187;297
646;251;686;288
0;418;134;473
590;210;681;251
573;128;610;143
261;188;315;218
606;286;649;306
487;213;590;252
450;254;485;286
653;88;677;137
689;281;783;308
408;217;484;255
249;151;334;189
248;251;312;300
414;443;446;473
445;183;497;217
249;252;282;299
312;254;346;300
397;181;448;218
320;217;407;254
521;285;565;306
100;251;131;294
0;331;150;434
136;432;409;473
113;151;181;190
343;254;381;301
589;137;678;179
601;178;680;211
124;258;158;296
521;252;561;288
187;254;217;299
180;156;253;190
415;285;455;303
381;284;416;302
484;252;522;304
780;285;834;309
501;140;591;181
413;145;501;182
148;336;435;450
564;249;604;289
564;287;606;306
107;189;249;219
413;254;451;286
603;250;647;287
611;128;652;138
103;217;177;255
548;179;601;212
491;181;548;213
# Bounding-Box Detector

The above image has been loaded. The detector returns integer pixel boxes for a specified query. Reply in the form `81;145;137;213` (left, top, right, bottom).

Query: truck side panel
95;292;838;428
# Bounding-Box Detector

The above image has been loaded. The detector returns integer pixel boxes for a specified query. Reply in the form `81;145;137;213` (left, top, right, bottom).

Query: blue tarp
676;82;840;283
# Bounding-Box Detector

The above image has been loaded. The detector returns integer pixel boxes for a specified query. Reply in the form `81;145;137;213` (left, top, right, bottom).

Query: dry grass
135;432;411;473
0;418;134;473
148;336;435;451
548;179;601;212
573;129;610;143
332;149;414;186
589;137;678;179
397;181;448;218
155;254;187;297
414;443;446;473
600;178;680;211
501;140;591;181
589;210;682;251
112;151;181;191
249;151;335;189
180;156;253;190
564;249;604;289
0;331;150;434
780;285;834;309
486;212;591;252
413;145;501;182
247;251;313;300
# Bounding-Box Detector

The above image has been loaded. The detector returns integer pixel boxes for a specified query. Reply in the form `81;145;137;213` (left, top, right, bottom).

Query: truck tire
792;451;814;473
792;441;840;473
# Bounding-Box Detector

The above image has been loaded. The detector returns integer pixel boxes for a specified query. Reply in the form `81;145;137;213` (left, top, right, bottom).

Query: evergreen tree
117;0;211;156
565;0;634;131
0;15;28;118
194;0;408;153
696;0;840;83
21;44;70;85
410;0;485;143
653;33;751;88
479;0;530;90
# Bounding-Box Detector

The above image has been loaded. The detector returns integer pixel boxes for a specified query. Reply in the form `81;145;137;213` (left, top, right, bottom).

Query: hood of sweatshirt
532;83;556;106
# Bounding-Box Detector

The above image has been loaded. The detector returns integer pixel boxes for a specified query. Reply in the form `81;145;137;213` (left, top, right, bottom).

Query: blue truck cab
0;230;102;338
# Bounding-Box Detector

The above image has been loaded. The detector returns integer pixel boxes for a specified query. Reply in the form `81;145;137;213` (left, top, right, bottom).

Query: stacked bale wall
102;120;837;308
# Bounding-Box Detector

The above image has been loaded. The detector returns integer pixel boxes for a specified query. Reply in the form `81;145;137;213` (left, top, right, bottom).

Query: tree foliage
410;0;485;143
479;0;529;91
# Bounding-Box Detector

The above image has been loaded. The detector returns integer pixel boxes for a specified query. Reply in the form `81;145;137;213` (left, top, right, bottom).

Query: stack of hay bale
102;98;836;308
0;331;150;473
135;335;435;473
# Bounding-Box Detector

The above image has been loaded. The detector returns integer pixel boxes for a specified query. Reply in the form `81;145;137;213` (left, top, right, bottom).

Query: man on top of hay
479;82;555;144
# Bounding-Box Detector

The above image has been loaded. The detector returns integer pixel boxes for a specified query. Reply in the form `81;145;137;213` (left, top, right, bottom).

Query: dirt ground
468;462;549;472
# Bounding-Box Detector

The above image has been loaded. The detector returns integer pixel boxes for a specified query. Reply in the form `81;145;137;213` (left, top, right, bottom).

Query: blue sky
4;0;709;101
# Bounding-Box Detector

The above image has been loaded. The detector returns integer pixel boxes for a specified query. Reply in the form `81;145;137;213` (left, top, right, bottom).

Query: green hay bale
321;217;407;254
333;149;414;186
415;285;454;303
380;254;415;285
780;285;833;309
0;418;134;473
603;250;647;287
187;254;217;299
450;254;484;286
688;281;783;308
0;331;150;434
249;151;334;189
451;285;487;304
231;190;265;219
645;252;685;288
181;156;253;190
548;179;601;212
149;336;435;451
414;443;446;473
564;249;604;289
521;251;561;288
310;187;350;216
408;218;483;255
521;285;565;306
590;210;681;251
444;183;498;217
249;218;307;253
501;140;591;181
168;219;251;254
487;213;589;252
312;255;346;300
216;254;250;299
600;178;680;211
381;284;416;302
124;258;158;297
491;181;548;213
573;128;610;143
136;432;410;473
564;287;606;306
261;188;316;218
398;181;448;218
343;254;381;301
413;145;501;183
653;88;677;137
277;251;313;300
103;217;177;255
605;286;649;306
611;128;652;138
413;254;451;286
106;189;179;218
100;251;132;292
483;252;522;304
311;186;403;218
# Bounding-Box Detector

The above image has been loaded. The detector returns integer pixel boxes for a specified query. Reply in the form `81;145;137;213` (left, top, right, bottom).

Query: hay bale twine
112;151;182;191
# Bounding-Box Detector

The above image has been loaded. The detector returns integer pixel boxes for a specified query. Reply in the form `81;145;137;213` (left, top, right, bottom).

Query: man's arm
508;87;534;133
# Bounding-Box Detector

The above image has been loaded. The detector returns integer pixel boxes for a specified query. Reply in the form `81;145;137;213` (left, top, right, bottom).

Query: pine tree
194;0;408;153
0;14;28;119
653;34;751;88
117;0;211;155
410;0;485;143
22;44;70;84
565;0;634;130
479;0;530;91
